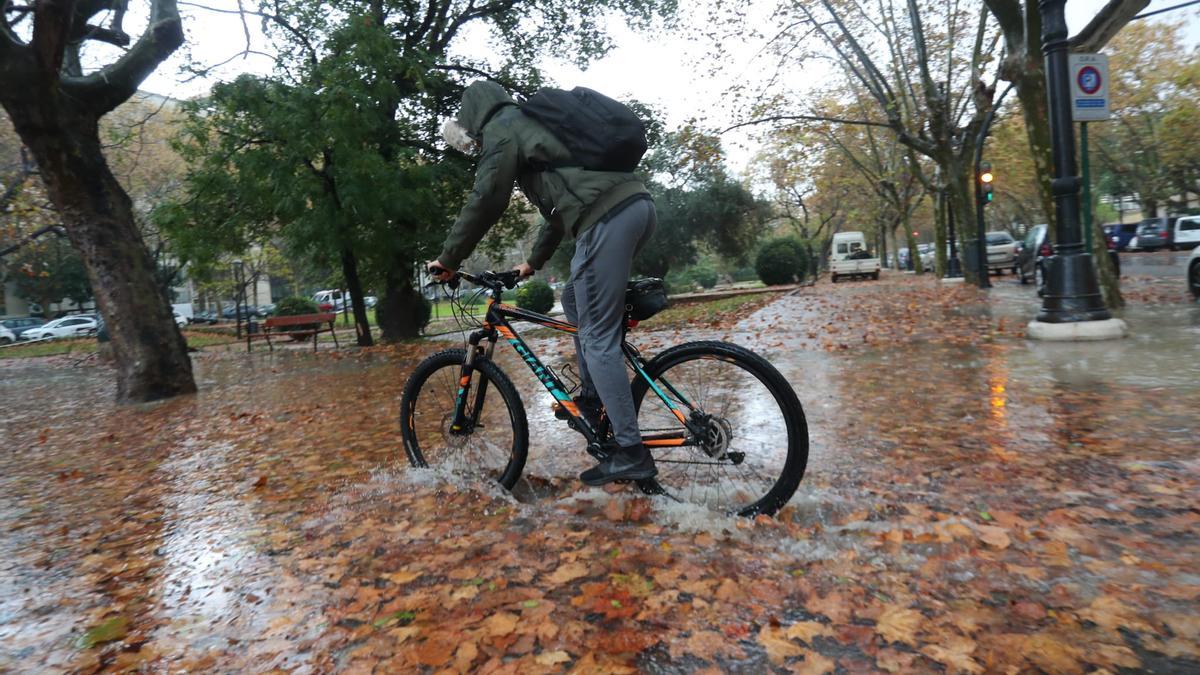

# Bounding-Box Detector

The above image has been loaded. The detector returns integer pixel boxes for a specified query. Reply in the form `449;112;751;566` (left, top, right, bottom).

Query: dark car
0;317;47;340
1016;224;1119;292
1132;218;1174;251
1104;222;1139;251
191;310;220;324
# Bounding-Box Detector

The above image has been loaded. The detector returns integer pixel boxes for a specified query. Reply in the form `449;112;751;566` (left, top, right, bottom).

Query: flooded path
1;275;1197;672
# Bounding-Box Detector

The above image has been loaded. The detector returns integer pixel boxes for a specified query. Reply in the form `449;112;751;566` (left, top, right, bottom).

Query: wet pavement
1;272;1197;672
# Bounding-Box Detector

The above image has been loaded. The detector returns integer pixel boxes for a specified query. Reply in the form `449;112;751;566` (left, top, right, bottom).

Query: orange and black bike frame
446;271;700;458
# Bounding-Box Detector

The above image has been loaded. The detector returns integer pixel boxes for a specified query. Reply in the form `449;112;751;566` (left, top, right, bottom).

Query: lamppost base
940;276;965;284
1035;253;1112;323
1027;317;1128;341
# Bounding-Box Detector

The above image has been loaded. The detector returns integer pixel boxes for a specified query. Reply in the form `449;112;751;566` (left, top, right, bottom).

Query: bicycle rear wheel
400;349;528;489
632;341;808;516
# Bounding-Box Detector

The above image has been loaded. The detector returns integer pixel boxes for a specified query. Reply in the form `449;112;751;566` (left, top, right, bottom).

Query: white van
1172;216;1200;251
312;289;347;310
829;231;880;282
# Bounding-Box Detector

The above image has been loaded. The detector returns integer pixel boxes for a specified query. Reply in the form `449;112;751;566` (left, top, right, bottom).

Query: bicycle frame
447;281;699;457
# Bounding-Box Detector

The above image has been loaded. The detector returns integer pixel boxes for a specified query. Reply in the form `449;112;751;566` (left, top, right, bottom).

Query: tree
0;0;195;402
632;127;765;278
740;0;1002;280
10;233;92;314
160;0;674;344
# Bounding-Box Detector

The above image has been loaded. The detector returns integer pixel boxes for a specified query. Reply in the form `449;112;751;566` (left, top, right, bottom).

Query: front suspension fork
450;329;496;432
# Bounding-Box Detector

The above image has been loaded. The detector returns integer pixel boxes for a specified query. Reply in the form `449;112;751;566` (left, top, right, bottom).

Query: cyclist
426;80;658;486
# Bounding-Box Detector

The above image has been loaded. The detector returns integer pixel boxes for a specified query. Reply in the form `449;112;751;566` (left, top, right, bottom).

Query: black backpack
520;87;648;172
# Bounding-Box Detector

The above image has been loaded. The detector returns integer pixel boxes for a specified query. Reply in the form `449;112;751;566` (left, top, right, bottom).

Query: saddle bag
625;278;668;321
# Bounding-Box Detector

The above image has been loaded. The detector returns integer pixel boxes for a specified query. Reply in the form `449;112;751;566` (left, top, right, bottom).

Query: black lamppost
232;259;245;339
1036;0;1111;323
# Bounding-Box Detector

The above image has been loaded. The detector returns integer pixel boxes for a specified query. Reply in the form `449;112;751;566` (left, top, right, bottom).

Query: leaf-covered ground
1;273;1197;673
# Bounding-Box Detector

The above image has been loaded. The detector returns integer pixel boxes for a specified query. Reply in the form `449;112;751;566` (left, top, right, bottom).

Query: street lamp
232;259;245;340
1031;0;1126;340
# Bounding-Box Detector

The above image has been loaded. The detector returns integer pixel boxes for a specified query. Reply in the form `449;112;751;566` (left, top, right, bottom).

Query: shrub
756;237;808;286
689;264;719;289
274;296;320;339
515;279;555;314
275;296;319;316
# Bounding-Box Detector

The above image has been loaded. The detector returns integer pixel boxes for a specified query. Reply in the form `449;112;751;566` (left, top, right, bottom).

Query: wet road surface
1;273;1197;672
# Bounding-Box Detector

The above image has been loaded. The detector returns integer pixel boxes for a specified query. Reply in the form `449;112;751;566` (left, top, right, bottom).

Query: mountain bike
399;270;809;516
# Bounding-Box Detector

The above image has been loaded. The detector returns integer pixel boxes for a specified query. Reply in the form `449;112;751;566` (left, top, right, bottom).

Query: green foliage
157;0;676;340
10;235;92;313
687;263;719;289
756;237;808;286
275;296;319;316
634;128;766;278
515;279;555;314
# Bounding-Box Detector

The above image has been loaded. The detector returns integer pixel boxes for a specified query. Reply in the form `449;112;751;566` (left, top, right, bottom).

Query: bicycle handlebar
428;269;522;292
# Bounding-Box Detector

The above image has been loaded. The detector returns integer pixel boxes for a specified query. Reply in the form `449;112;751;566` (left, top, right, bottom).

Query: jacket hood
456;80;516;137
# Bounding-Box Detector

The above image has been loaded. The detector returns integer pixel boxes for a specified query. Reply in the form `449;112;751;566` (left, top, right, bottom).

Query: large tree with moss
0;0;195;402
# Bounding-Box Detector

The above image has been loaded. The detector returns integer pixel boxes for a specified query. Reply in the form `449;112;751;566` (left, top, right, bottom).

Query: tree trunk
947;168;979;284
339;247;373;346
8;104;195;402
377;265;429;341
1015;71;1057;232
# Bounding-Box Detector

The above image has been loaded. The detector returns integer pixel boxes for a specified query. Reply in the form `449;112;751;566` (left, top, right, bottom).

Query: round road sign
1077;66;1102;95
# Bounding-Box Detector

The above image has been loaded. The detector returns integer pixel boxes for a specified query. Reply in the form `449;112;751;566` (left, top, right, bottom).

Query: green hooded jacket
437;81;649;272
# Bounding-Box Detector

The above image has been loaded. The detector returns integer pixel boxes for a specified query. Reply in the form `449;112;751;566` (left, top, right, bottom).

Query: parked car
21;315;98;340
1171;215;1200;251
256;303;277;317
1104;222;1139;251
1189;245;1200;299
173;312;188;328
1015;223;1119;290
191;310;220;324
0;317;47;340
986;231;1018;274
917;243;936;271
829;231;880;282
363;296;378;309
1130;218;1173;251
897;247;911;270
0;324;15;344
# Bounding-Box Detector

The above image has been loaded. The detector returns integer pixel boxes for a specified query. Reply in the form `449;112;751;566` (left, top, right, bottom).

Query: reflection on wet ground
1;275;1197;672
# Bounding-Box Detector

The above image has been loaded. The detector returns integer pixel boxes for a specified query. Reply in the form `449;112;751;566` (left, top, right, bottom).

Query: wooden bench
247;312;340;352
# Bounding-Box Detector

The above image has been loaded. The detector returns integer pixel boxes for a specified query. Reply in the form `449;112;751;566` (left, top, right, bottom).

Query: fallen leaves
546;561;589;585
875;606;923;646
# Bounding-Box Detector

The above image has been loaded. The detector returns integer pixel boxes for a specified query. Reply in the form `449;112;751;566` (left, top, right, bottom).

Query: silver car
986;231;1017;274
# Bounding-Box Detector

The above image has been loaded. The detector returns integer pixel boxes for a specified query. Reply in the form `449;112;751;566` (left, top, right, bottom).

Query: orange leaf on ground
546;561;589;585
875;606;923;645
414;636;455;667
535;650;571;666
920;636;982;674
791;651;835;675
975;524;1011;549
758;625;805;665
784;621;832;645
482;611;518;637
1023;633;1084;675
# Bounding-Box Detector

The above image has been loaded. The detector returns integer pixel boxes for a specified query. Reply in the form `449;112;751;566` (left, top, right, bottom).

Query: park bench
247;312;340;352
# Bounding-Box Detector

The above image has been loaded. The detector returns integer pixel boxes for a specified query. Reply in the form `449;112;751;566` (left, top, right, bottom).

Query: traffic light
979;162;995;204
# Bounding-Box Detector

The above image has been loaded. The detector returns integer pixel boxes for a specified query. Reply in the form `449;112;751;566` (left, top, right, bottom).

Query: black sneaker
580;442;657;486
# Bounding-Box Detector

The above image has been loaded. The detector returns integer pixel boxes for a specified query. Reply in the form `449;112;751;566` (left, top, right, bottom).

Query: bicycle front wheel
400;349;528;489
632;341;808;517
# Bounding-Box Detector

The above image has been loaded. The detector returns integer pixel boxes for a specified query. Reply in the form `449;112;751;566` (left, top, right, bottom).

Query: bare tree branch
63;0;184;115
1071;0;1149;52
721;113;892;134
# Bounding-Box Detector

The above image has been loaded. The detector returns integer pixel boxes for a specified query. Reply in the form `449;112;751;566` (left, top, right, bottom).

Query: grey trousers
561;196;657;447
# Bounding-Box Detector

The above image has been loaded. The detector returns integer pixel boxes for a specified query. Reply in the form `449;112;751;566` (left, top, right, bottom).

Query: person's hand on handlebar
426;260;456;283
513;262;534;280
